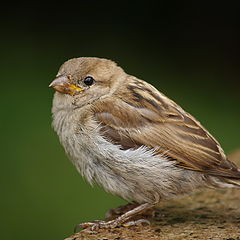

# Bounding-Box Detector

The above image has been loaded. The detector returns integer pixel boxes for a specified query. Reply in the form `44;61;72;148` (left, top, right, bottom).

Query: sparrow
49;57;240;231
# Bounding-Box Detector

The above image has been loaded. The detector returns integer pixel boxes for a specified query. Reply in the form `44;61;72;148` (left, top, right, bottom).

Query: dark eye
83;76;95;86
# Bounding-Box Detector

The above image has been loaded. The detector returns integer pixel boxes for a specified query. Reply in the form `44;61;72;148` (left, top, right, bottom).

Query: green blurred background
1;2;239;240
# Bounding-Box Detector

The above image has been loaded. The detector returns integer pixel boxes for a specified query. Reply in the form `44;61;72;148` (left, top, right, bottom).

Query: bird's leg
105;201;139;218
108;202;153;227
75;202;155;232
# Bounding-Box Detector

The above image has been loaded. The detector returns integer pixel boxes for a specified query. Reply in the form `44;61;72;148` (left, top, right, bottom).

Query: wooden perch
65;150;240;240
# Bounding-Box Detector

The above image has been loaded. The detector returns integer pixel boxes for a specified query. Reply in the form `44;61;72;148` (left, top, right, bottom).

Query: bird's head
50;57;125;109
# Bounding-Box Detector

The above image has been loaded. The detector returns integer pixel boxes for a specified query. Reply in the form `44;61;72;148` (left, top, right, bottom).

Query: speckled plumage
50;57;240;230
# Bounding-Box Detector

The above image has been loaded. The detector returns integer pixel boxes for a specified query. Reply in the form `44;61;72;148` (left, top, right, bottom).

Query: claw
74;222;90;232
74;221;100;232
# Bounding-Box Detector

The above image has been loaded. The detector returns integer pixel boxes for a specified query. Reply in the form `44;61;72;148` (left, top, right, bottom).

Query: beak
49;75;84;95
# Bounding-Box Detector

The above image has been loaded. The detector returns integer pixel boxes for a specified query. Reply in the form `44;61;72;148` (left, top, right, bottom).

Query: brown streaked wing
92;79;240;179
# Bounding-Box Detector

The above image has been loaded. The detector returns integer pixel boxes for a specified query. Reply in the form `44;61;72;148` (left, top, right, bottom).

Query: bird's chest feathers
52;108;114;184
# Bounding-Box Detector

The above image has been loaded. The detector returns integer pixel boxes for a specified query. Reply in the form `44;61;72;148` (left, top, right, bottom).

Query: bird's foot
74;219;120;232
74;217;151;232
75;202;155;232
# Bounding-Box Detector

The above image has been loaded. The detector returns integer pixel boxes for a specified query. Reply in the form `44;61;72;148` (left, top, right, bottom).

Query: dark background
1;2;239;240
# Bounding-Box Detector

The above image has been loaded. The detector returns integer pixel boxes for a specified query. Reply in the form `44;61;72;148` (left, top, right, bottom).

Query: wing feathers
92;77;240;179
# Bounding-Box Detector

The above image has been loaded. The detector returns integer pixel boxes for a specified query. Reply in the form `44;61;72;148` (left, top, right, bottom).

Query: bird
49;57;240;231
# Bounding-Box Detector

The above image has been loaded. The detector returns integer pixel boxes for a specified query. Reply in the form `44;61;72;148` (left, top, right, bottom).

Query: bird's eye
83;76;95;86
